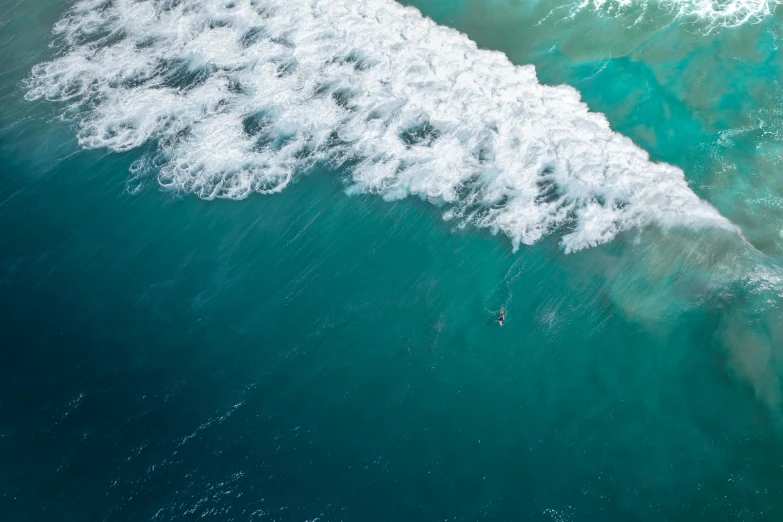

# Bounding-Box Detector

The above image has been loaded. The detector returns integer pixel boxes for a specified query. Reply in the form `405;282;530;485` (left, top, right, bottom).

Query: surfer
499;307;505;326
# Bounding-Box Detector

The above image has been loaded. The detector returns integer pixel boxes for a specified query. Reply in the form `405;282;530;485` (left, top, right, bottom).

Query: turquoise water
3;0;783;520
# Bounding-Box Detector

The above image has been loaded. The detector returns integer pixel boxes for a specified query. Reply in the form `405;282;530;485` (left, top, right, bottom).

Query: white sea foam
26;0;736;252
576;0;780;30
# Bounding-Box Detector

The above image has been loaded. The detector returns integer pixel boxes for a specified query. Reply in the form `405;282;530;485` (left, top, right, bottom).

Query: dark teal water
3;0;783;521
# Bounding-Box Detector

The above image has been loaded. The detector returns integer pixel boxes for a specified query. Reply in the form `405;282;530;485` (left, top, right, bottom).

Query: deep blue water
3;0;783;521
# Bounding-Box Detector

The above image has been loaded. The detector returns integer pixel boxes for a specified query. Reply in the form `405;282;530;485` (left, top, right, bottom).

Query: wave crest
25;0;734;252
574;0;780;30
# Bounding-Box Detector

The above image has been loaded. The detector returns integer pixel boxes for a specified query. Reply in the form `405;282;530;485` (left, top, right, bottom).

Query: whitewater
26;0;738;252
574;0;779;30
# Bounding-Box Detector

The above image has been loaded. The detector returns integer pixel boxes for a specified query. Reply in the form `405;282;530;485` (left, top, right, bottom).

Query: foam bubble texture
26;0;735;252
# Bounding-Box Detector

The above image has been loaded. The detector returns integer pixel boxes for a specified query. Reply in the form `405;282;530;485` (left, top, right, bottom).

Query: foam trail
26;0;736;252
574;0;780;30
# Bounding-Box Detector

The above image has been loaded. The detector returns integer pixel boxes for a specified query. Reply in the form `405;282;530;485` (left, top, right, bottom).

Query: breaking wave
25;0;735;252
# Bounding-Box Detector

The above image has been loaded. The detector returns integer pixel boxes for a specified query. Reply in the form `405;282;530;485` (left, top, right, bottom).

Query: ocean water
2;0;783;520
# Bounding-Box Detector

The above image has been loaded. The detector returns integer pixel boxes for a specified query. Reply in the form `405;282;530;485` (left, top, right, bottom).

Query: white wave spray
573;0;780;30
26;0;735;252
